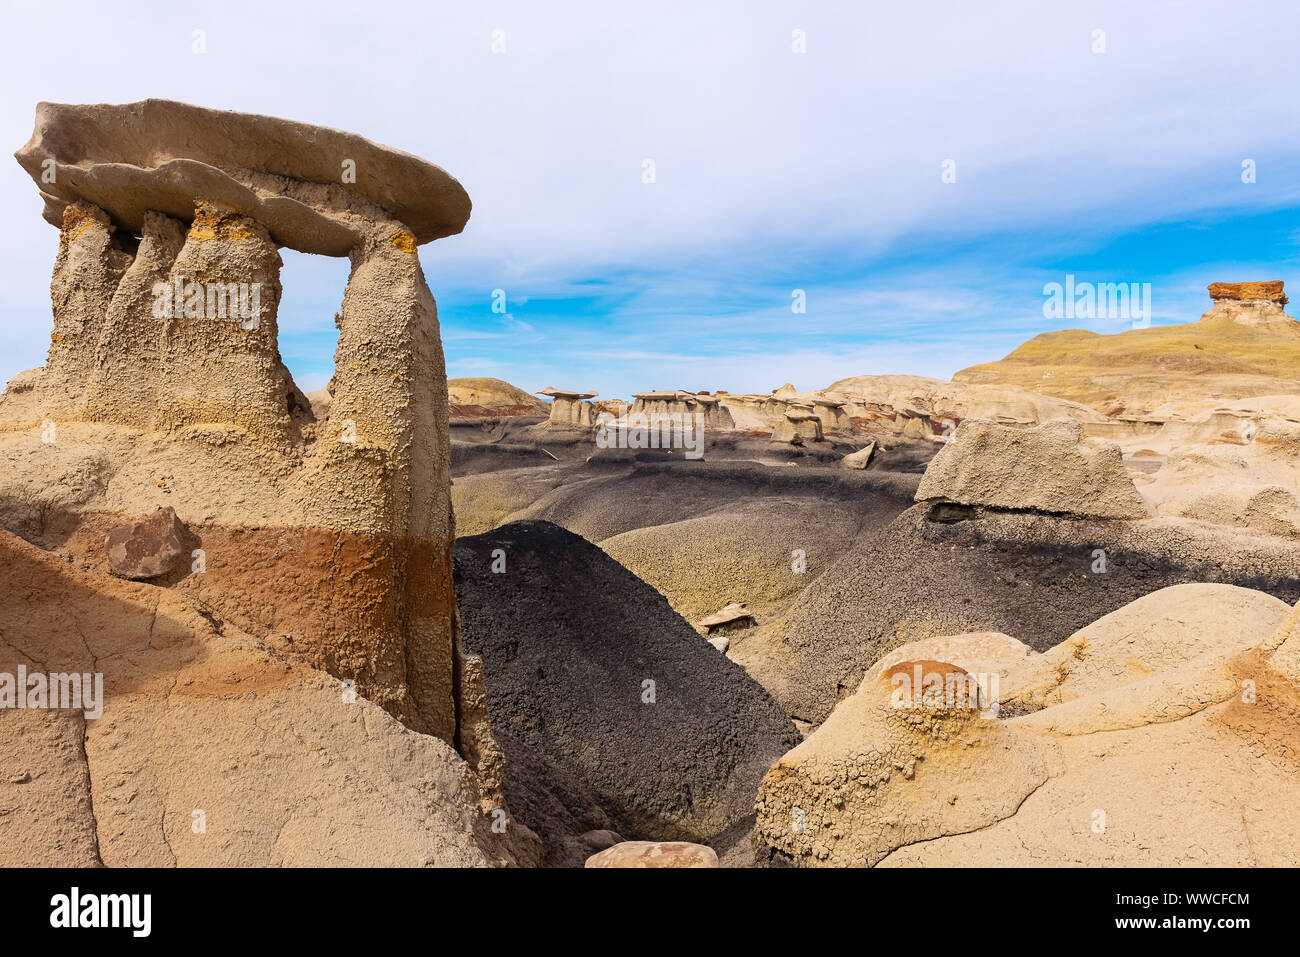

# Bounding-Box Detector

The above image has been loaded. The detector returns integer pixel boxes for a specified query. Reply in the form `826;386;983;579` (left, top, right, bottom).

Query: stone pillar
151;201;304;448
45;201;134;412
291;221;457;742
81;212;187;427
548;396;595;428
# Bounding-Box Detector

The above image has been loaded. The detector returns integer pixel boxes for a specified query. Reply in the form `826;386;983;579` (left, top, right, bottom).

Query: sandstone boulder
841;441;876;469
915;418;1148;519
696;601;754;633
585;841;719;868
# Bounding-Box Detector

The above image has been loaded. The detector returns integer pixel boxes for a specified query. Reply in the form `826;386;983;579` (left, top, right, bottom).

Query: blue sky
2;0;1298;398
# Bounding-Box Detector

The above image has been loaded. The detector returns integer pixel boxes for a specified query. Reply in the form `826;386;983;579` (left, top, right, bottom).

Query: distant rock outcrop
720;376;1105;440
770;410;825;445
954;284;1300;415
1132;396;1300;539
1202;280;1292;327
630;390;735;431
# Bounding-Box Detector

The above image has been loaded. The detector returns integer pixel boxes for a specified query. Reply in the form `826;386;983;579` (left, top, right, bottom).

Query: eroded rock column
292;222;456;741
81;212;187;427
150;202;305;448
43;202;134;413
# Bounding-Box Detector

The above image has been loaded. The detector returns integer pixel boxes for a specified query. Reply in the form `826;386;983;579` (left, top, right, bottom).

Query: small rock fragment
585;840;719;868
105;506;190;580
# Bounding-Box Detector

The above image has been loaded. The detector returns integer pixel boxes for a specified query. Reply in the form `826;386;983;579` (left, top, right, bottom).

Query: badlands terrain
3;100;1299;868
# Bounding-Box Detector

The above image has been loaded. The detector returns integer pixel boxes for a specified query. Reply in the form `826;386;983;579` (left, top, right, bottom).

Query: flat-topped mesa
1201;280;1295;328
538;386;598;429
1209;281;1287;304
630;390;736;431
0;100;480;752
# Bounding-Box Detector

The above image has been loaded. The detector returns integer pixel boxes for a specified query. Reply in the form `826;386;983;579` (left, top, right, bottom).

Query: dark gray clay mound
512;459;919;545
454;519;799;867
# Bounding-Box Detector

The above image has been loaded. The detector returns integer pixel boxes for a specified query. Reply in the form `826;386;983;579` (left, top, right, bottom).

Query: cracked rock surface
755;584;1300;866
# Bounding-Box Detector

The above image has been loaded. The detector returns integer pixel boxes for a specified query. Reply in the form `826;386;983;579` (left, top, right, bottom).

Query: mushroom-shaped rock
15;99;470;256
2;100;477;753
630;390;735;432
771;410;824;445
538;386;599;429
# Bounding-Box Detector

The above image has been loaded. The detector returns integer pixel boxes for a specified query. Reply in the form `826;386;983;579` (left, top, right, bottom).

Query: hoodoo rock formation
538;386;598;429
631;390;736;431
770;410;825;445
0;100;533;864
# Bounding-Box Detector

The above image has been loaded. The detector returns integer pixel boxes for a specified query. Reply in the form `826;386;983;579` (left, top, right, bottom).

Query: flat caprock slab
14;99;470;255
